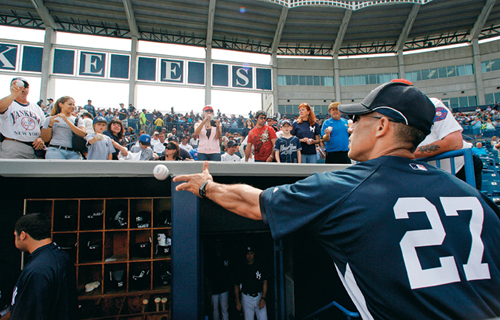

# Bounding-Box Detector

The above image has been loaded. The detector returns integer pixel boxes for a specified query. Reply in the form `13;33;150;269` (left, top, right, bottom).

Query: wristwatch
199;181;209;198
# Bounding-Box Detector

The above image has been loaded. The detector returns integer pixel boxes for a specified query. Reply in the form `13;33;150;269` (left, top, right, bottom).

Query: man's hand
32;137;44;150
173;161;213;197
236;301;242;311
10;83;24;98
259;298;266;309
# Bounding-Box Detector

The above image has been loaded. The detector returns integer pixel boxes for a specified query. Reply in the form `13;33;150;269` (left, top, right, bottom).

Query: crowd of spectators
3;76;500;165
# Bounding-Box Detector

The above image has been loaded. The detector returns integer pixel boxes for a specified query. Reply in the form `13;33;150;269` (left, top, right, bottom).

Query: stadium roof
0;0;499;56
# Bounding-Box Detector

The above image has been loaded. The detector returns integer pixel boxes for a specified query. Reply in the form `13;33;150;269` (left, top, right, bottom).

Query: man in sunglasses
0;77;46;159
174;81;500;319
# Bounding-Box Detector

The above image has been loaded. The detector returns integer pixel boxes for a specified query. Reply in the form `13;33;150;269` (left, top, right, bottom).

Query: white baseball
96;133;103;141
153;164;169;180
15;80;24;88
328;126;333;131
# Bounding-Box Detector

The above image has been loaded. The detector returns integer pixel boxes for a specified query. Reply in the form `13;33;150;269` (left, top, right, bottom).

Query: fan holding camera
193;105;222;161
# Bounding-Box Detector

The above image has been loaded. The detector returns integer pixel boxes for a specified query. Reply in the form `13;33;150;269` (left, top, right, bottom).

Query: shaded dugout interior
0;160;354;320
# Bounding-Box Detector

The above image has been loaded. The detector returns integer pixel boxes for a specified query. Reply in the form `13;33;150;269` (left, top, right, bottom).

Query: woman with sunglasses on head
291;102;321;163
193;105;221;161
41;96;86;160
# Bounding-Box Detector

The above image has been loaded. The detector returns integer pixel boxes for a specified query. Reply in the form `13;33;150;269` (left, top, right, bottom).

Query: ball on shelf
153;164;169;180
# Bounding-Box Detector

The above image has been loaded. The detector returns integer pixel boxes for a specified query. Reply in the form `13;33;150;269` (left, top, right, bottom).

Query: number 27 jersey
260;155;500;320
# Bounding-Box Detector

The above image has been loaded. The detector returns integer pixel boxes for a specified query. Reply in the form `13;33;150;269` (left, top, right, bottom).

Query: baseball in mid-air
15;80;24;88
95;133;103;141
153;164;169;180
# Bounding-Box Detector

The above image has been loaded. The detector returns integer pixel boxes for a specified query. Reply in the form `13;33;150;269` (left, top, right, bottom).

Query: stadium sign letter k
0;46;16;69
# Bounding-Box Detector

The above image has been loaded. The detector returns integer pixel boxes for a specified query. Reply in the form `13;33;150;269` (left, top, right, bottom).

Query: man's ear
19;231;28;241
374;117;391;137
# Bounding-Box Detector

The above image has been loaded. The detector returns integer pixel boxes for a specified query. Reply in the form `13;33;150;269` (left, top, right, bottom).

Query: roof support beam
205;0;216;106
395;4;420;52
29;0;57;29
468;0;496;41
332;9;352;54
122;0;139;38
206;0;216;47
271;6;289;54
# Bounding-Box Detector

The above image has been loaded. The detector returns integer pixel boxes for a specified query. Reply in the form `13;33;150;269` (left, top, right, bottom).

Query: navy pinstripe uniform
260;156;500;319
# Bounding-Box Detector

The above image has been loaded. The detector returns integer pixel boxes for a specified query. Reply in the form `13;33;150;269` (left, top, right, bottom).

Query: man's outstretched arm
173;161;263;220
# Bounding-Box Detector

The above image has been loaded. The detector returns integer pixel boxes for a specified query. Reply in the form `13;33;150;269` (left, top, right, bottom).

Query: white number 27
394;197;490;290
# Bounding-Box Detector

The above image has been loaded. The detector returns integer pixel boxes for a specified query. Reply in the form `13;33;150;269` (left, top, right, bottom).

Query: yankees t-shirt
260;156;500;319
274;136;301;163
291;121;321;155
0;101;45;142
247;125;277;161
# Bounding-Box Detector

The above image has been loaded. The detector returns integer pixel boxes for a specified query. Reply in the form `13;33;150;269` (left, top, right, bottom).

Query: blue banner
21;46;43;73
53;49;75;75
256;68;272;90
213;64;228;87
110;54;130;79
188;61;204;85
138;57;156;81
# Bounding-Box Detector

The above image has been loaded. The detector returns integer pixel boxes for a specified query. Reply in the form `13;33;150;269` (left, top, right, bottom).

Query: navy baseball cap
139;134;151;145
93;116;107;125
246;246;254;254
281;119;292;126
226;140;238;148
168;135;179;142
338;81;435;135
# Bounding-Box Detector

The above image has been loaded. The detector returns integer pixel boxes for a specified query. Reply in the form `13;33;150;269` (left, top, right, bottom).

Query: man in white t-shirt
414;97;482;189
150;131;161;147
0;77;46;159
153;132;167;155
221;140;241;162
179;135;193;153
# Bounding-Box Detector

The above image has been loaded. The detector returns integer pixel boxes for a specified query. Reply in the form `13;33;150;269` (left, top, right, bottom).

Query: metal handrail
417;148;476;189
302;300;359;320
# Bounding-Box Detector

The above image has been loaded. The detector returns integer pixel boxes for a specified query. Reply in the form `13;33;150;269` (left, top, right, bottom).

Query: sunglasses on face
166;143;176;150
350;114;399;123
205;110;214;113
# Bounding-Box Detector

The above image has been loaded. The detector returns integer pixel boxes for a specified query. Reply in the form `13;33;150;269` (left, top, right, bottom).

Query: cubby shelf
24;197;173;320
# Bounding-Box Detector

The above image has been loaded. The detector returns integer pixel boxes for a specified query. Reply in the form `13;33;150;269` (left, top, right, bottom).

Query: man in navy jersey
174;81;500;319
5;213;78;320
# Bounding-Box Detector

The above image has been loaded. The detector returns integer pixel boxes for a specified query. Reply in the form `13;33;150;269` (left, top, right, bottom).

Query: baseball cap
47;98;54;102
203;105;214;112
338;81;435;135
11;77;29;88
93;116;107;125
120;103;124;105
153;131;159;135
281;119;292;126
139;134;151;145
226;140;238;148
168;135;179;142
245;246;254;254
